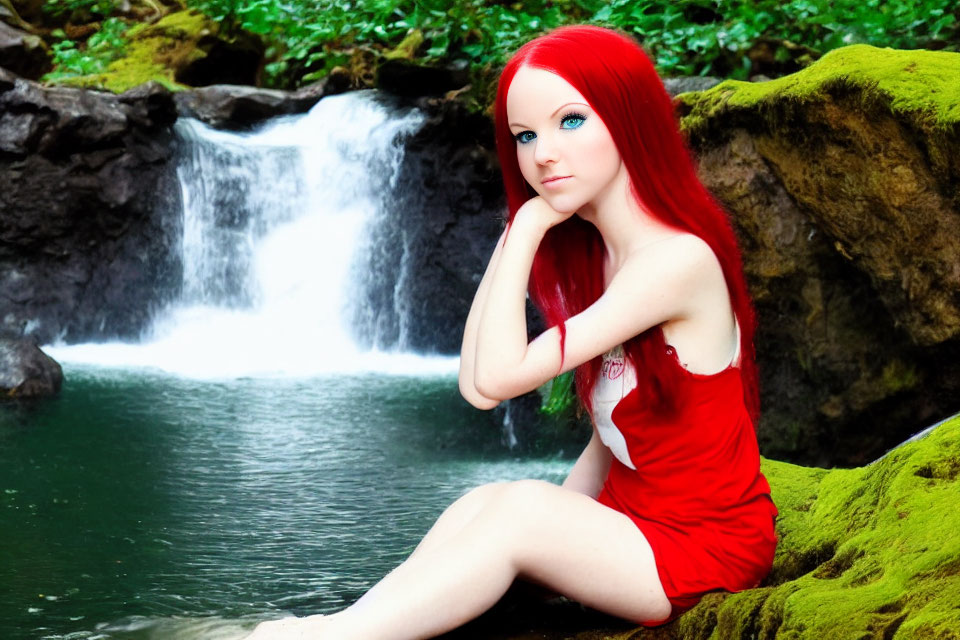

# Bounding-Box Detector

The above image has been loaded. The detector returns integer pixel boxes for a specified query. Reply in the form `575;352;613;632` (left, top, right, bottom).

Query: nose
533;132;558;165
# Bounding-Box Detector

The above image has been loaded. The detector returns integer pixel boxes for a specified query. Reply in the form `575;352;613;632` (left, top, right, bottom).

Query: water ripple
2;370;577;639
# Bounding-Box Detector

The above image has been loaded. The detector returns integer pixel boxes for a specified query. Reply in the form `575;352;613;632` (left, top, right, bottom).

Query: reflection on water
0;367;575;639
66;615;256;639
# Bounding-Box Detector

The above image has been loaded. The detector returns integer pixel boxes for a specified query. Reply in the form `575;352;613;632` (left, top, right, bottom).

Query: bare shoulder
597;232;723;338
617;233;721;283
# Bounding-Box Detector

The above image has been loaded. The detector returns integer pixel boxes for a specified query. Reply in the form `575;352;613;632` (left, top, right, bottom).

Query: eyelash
514;111;588;145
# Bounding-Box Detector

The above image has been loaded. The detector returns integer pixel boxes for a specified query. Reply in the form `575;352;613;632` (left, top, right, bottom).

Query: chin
538;195;583;217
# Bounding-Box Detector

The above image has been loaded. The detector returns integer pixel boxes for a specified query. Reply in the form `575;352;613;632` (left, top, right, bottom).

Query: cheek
516;148;539;189
579;135;620;177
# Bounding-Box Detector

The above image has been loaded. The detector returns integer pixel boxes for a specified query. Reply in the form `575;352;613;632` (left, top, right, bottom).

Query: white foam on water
45;92;460;380
43;614;263;639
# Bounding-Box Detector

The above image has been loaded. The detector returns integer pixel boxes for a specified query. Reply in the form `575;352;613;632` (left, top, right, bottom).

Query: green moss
384;29;424;61
563;413;960;639
138;7;214;38
724;413;960;637
46;9;217;93
880;359;920;394
678;45;960;135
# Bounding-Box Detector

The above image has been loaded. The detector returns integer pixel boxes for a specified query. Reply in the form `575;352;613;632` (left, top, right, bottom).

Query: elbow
474;357;528;401
459;374;501;410
466;393;500;411
473;368;508;403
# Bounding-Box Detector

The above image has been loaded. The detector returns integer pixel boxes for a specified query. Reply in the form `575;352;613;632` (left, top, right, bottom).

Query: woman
247;24;777;639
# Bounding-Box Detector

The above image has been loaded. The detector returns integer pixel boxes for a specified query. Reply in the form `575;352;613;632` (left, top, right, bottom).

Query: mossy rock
670;45;960;464
655;412;960;638
677;44;960;138
50;9;263;94
383;29;425;61
451;413;960;639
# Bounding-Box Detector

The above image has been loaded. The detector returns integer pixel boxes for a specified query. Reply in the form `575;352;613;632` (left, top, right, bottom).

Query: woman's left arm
473;198;713;402
459;230;506;410
473;198;567;400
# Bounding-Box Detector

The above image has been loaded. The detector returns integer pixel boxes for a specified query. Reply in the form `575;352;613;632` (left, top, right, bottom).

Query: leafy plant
43;0;959;89
179;0;957;88
42;0;118;19
592;0;959;78
541;371;576;416
42;17;129;81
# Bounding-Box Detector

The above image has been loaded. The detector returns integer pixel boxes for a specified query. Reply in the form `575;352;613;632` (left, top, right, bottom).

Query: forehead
506;66;589;124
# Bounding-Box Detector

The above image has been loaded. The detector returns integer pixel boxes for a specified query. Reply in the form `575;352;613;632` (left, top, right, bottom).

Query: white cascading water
46;91;459;378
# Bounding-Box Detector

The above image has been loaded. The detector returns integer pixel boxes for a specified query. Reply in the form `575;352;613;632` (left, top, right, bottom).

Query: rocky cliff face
678;45;960;465
0;68;182;343
350;92;505;354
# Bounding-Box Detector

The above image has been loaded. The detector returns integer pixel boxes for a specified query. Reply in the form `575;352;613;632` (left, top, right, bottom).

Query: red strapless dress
593;338;778;624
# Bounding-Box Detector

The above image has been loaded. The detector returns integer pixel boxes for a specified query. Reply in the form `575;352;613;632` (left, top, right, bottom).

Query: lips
541;175;571;185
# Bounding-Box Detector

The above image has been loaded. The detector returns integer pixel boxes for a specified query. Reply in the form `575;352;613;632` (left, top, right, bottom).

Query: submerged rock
0;337;62;397
676;45;960;465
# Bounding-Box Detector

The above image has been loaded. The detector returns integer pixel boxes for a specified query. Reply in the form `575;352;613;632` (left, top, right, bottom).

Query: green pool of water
0;367;579;639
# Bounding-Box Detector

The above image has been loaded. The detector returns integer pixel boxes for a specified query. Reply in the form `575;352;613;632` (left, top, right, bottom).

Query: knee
456;481;508;509
466;480;561;561
441;482;509;522
483;479;555;527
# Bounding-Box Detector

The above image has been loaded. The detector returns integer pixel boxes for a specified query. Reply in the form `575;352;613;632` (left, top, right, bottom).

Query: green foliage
179;0;958;88
183;0;584;86
589;0;959;78
40;0;960;90
42;17;129;81
540;371;576;416
42;0;118;19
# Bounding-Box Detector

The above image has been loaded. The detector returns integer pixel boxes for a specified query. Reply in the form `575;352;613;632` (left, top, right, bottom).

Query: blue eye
515;131;536;144
514;112;586;144
561;113;586;129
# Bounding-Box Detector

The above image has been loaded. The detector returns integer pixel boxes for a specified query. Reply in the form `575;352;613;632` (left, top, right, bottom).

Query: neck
577;167;674;278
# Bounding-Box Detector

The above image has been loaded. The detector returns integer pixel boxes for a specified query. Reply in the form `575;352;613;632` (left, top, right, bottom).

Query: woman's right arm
561;425;612;498
459;230;507;410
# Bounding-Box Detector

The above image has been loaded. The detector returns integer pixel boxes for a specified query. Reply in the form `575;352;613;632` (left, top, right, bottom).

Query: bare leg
406;482;507;560
248;479;672;640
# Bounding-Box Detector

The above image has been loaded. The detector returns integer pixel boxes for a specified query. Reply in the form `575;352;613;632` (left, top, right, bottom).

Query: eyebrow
508;102;590;130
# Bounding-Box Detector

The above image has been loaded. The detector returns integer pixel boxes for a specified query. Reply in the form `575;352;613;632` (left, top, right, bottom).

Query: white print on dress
601;357;624;380
593;345;637;470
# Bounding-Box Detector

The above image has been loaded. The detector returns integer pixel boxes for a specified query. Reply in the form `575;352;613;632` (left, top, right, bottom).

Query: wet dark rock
174;31;264;88
377;59;471;97
173;77;347;130
0;21;51;80
0;69;182;344
351;91;505;355
0;337;62;397
663;76;722;96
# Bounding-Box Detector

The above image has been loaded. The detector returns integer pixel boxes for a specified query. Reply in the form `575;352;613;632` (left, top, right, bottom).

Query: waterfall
45;91;459;379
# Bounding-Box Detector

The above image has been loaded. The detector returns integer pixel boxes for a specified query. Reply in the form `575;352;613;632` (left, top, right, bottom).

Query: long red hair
493;25;759;423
